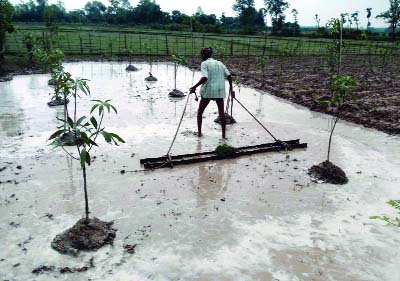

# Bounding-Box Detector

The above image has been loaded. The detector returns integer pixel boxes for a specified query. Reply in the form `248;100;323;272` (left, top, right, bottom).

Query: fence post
89;32;92;54
79;35;83;55
230;40;233;55
165;35;169;55
124;34;127;50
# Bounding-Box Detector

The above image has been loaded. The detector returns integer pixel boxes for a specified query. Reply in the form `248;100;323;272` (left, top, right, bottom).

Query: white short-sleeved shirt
200;58;230;99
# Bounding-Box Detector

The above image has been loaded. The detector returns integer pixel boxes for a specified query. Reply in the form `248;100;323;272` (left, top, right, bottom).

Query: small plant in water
169;55;188;97
370;200;400;228
49;99;125;255
309;75;357;185
125;48;138;71
215;144;236;158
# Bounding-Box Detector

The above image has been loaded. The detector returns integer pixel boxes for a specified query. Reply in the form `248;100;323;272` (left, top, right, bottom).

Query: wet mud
51;218;116;256
47;97;69;107
309;161;349;185
214;113;237;125
0;62;399;281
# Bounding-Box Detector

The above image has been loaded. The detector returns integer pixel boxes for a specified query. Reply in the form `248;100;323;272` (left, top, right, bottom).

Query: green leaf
369;216;381;220
110;105;118;114
90;104;100;114
48;129;65;140
67;117;74;128
80;149;87;167
90;116;98;129
101;131;112;143
109;132;125;143
76;116;86;126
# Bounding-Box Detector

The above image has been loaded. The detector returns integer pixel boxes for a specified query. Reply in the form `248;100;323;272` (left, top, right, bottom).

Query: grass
5;24;400;58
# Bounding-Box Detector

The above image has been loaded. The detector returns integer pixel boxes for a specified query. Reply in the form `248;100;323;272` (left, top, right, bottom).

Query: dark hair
201;47;213;57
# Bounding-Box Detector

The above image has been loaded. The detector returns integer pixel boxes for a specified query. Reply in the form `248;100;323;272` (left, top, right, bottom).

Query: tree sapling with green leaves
169;55;188;97
125;48;139;71
33;48;66;106
143;43;158;81
50;99;125;255
370;200;400;228
0;0;15;65
309;75;357;185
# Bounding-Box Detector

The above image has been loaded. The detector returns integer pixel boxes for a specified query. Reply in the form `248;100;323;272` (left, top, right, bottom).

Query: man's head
201;47;213;61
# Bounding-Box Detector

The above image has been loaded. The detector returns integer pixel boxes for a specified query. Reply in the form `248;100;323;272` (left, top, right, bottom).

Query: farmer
190;47;234;139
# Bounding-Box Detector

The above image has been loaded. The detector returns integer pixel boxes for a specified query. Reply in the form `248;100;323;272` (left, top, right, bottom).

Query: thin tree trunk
81;163;90;222
74;89;77;125
174;63;177;90
327;115;339;162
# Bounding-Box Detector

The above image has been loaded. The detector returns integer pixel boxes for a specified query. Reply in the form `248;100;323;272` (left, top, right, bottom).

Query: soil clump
309;161;348;185
47;97;69;107
214;113;237;125
169;89;185;98
126;64;139;71
51;218;116;256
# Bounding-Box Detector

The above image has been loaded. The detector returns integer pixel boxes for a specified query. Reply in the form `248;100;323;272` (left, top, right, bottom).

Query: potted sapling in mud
49;99;125;256
309;75;357;185
33;48;66;106
125;48;138;72
169;55;188;98
55;72;91;146
143;43;157;82
215;77;240;125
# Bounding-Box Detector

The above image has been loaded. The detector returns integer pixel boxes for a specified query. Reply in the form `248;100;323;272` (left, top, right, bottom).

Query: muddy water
0;62;399;281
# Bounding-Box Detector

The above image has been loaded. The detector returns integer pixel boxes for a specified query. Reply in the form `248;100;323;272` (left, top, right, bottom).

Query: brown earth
222;56;400;135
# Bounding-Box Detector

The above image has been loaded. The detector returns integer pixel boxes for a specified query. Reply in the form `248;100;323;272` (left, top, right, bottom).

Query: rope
234;97;280;143
165;91;194;163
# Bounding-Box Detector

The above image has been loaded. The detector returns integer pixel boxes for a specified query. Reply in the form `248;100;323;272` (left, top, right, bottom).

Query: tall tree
366;8;372;28
0;0;15;64
84;1;106;22
264;0;289;32
315;14;320;28
233;0;255;13
351;12;359;30
376;0;400;38
291;8;298;23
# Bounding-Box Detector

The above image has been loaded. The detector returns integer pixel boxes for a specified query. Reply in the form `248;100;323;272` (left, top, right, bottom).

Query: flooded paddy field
0;62;399;281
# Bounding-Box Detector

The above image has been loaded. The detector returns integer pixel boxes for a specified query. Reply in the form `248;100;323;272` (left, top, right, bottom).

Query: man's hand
230;88;235;99
189;86;196;93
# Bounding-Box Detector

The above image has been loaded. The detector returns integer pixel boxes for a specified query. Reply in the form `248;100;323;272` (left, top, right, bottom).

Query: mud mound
215;144;237;158
145;73;158;81
169;89;185;98
126;64;138;71
58;131;82;146
309;161;348;185
214;113;237;125
48;97;69;107
51;218;116;256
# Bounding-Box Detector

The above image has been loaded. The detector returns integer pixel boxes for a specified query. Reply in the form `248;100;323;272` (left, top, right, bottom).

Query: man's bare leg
216;99;226;139
197;98;210;137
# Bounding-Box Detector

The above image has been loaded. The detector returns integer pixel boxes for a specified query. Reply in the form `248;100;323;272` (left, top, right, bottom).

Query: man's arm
190;77;208;92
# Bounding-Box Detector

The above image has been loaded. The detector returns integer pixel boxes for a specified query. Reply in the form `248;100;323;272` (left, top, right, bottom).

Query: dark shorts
201;97;223;102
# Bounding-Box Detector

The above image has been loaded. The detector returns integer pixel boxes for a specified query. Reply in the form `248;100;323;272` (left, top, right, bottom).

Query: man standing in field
190;47;234;139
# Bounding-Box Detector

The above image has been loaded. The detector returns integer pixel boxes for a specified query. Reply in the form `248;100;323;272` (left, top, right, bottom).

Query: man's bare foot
195;132;203;137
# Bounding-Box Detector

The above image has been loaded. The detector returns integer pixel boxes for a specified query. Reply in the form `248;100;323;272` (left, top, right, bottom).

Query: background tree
351;12;359;30
0;0;15;64
291;8;298;24
84;1;106;23
366;8;372;28
376;0;400;39
315;14;320;28
264;0;289;34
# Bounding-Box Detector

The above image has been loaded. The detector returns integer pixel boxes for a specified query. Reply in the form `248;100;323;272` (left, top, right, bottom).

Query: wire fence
5;28;400;58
